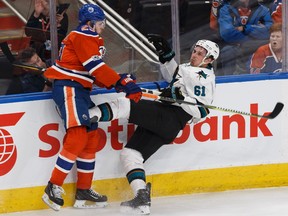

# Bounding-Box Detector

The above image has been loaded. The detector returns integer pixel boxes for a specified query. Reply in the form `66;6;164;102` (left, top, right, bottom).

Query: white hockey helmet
195;39;219;61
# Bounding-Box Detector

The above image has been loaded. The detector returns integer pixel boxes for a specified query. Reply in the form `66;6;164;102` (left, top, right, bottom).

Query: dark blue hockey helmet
78;4;105;24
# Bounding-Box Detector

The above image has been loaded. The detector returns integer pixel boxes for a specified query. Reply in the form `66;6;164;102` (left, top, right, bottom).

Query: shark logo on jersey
196;70;208;79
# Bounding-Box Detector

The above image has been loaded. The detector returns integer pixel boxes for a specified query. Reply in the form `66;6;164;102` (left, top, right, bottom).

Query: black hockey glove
147;34;175;64
159;86;184;104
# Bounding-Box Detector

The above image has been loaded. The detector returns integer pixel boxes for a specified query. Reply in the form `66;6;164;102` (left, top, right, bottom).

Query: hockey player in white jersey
89;35;219;215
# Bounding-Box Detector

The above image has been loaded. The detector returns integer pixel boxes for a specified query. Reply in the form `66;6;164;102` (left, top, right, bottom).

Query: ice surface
3;187;288;216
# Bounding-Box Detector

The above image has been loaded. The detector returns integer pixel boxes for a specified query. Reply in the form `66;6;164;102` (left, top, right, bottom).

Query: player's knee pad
63;126;88;156
120;147;144;174
82;130;100;154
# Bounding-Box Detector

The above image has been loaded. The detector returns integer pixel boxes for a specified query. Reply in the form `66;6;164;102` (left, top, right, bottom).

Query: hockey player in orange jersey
42;3;142;211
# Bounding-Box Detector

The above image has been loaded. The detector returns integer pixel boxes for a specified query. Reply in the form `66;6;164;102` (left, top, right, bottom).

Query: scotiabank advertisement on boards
0;79;287;190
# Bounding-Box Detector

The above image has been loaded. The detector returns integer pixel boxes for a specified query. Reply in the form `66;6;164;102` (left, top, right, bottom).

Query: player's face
95;19;106;34
270;31;282;52
27;54;46;68
41;0;50;16
190;46;207;66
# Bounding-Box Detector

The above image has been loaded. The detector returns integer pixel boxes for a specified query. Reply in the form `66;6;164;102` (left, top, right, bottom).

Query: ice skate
73;188;108;208
120;182;151;215
42;181;65;211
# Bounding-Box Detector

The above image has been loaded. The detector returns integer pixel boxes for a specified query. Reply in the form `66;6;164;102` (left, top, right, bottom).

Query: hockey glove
115;73;142;103
147;34;175;64
114;73;137;92
159;86;184;104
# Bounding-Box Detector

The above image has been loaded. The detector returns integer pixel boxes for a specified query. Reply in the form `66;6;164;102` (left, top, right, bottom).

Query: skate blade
120;205;150;215
73;200;108;209
42;194;61;211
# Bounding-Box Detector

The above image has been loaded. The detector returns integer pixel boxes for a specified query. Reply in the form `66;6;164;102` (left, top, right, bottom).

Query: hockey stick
141;89;284;120
12;63;45;72
0;41;16;63
0;41;45;72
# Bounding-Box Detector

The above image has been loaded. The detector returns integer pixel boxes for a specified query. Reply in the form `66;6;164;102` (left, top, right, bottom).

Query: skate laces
52;185;65;198
89;188;102;197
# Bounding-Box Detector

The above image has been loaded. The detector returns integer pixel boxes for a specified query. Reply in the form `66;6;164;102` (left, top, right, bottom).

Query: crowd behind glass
0;0;284;96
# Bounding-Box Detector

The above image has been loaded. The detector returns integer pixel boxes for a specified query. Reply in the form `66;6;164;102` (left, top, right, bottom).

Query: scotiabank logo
0;104;274;176
38;103;274;152
0;112;25;176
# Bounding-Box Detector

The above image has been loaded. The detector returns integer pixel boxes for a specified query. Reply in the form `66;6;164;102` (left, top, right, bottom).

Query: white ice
3;186;288;216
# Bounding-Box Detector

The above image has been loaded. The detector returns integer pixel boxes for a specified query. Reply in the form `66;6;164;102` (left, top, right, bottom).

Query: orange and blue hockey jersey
271;0;282;24
45;24;120;90
249;43;282;74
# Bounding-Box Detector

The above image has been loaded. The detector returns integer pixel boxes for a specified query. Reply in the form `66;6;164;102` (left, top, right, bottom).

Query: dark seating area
0;55;13;95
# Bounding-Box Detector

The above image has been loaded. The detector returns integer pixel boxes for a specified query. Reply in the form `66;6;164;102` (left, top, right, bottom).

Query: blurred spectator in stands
270;0;282;23
26;0;69;61
217;0;273;75
26;0;69;36
249;22;282;74
6;47;52;95
210;0;224;31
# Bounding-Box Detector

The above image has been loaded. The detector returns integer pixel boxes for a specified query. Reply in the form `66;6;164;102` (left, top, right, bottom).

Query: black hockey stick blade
264;102;284;119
